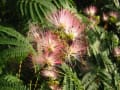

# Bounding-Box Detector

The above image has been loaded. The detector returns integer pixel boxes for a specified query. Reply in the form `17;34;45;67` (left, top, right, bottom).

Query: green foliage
39;82;51;90
116;21;120;34
113;0;120;9
0;25;35;89
18;0;56;23
85;25;120;89
18;0;75;24
0;25;35;63
61;64;84;90
82;68;113;90
52;0;75;9
0;84;28;90
108;0;120;10
0;80;28;90
0;74;29;90
4;74;22;84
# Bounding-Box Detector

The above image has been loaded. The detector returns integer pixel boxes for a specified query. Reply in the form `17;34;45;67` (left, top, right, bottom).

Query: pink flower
28;23;41;42
33;51;63;66
30;30;65;66
84;5;97;16
32;54;45;65
41;67;58;79
41;31;64;54
109;11;119;19
27;24;44;53
66;40;87;60
48;9;73;29
49;84;62;90
113;47;120;57
65;22;85;40
102;13;109;22
48;9;85;40
43;52;62;66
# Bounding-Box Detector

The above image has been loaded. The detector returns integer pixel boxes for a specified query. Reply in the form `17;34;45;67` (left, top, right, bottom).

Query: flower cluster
29;9;87;66
49;9;87;60
28;29;64;66
28;9;87;89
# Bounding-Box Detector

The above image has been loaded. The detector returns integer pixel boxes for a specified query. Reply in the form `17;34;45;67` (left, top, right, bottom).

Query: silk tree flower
28;25;65;54
102;13;109;22
109;11;119;23
109;11;119;19
65;22;85;40
28;23;41;42
66;40;87;60
41;67;58;79
42;52;63;66
113;47;120;57
30;31;65;66
49;82;62;90
84;5;97;16
27;24;43;54
33;50;63;66
41;31;65;54
47;9;85;40
48;9;74;30
32;54;44;65
49;85;62;90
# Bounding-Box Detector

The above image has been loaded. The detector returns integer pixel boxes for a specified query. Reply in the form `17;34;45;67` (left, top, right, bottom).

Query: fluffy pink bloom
27;24;44;53
33;51;63;66
48;9;74;29
102;13;109;22
113;47;120;57
43;52;62;66
66;40;87;60
41;67;58;79
28;23;41;42
65;23;85;40
84;5;97;16
49;84;62;90
28;25;65;54
48;9;85;40
41;31;64;54
109;11;119;19
30;30;65;66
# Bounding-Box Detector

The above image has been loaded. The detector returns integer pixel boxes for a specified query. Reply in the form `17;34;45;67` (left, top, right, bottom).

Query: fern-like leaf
18;0;57;22
61;64;84;90
0;25;35;63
